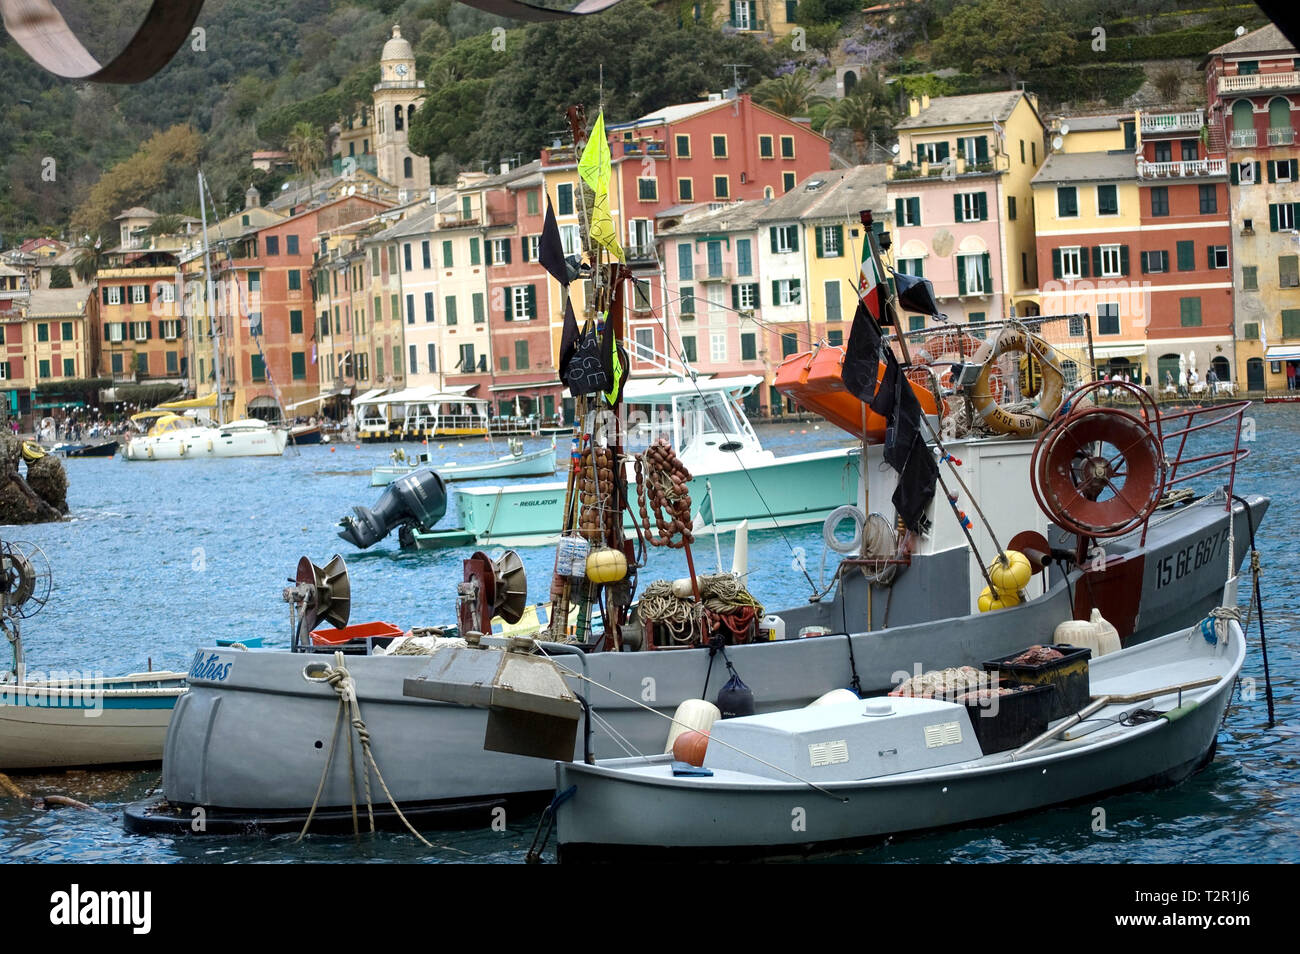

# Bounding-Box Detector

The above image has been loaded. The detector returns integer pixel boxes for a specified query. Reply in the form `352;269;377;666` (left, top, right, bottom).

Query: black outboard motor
338;470;448;549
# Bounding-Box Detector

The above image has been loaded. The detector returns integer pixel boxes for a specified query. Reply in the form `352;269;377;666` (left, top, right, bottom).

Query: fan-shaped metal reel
0;541;52;619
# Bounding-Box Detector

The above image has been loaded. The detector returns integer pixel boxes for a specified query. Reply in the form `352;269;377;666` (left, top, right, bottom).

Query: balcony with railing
888;154;1007;180
1268;127;1296;145
1137;157;1228;178
1140;109;1204;136
1230;128;1258;148
1219;70;1300;94
697;265;732;283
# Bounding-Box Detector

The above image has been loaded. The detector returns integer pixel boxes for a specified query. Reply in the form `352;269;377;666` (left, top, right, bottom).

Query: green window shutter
1268;161;1276;183
981;253;991;292
731;284;740;310
1140;251;1149;273
1230;163;1239;185
750;283;761;307
815;227;824;258
503;241;512;264
895;198;904;225
957;258;967;295
1091;247;1102;275
953;194;963;222
1271;204;1280;231
916;144;926;164
1291;160;1299;179
976;137;988;162
936;142;949;161
470;238;481;265
526;285;537;319
729;0;737;22
834;226;844;255
1052;248;1062;279
790;228;799;252
484;240;493;265
769;227;778;253
1206;245;1214;269
1120;245;1130;276
1294;202;1300;226
978;192;988;221
909;197;921;226
520;237;530;263
1079;248;1090;278
1176;240;1194;270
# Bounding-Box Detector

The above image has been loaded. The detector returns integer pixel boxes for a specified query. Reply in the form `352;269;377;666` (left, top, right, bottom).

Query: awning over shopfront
351;388;389;407
1264;346;1300;361
488;381;555;393
285;387;351;411
1089;343;1148;360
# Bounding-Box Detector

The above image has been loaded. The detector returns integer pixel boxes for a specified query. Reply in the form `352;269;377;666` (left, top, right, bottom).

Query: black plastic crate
956;683;1056;755
983;644;1092;720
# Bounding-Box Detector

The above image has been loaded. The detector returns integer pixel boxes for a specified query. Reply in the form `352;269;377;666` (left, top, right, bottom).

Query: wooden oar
1011;675;1221;759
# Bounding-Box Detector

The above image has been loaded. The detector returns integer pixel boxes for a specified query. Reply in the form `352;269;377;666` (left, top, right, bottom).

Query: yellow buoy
585;547;628;584
978;586;1022;613
988;550;1032;593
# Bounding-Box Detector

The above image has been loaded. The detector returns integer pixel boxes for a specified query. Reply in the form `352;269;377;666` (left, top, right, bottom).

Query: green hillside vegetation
0;0;1278;245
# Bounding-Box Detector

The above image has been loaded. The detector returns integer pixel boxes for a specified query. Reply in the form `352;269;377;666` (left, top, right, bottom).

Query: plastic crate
983;644;1092;720
957;683;1056;755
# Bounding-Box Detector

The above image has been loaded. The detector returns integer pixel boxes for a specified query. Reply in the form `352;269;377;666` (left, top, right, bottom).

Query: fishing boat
289;422;327;446
53;440;120;458
369;438;558;487
0;541;186;771
401;375;860;550
551;610;1247;861
122;122;1269;837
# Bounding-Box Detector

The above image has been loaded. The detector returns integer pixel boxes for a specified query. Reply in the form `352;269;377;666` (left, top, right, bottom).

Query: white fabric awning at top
351;388;389;407
1265;346;1300;361
1089;343;1149;360
285;387;351;411
489;381;554;393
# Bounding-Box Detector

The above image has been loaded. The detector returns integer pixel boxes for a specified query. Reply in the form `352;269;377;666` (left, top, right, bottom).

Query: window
772;279;801;306
523;235;540;262
678;178;694;202
1020;140;1025;163
682;336;697;363
251;354;266;381
1178;297;1202;327
955;192;988;222
637;177;658;201
61;321;73;341
286;234;299;255
680;286;695;316
741;333;757;361
712;135;727;158
1236;161;1258;186
896;257;923;277
508;285;537;321
733;283;758;311
437;240;452;269
758;135;773;159
816;225;843;258
1154;141;1173;163
1242;265;1258;290
159;282;175;304
291;352;306;380
470;237;482;265
916;141;949;164
1099;245;1123;277
1270;159;1298;182
265;235;280;255
704;240;723;278
781;333;799;357
782;171;796;193
710;332;727;363
1269;203;1299;231
824;281;841;322
403;157;413;179
526;191;539;216
1007;196;1017;220
1056;187;1078;217
675;134;691;158
1058;246;1083;279
630;328;654;361
827;329;844;347
1141;250;1169;274
420;241;431;269
37;323;48;342
159;319;179;340
445;296;458;325
64;358;76;377
1097;184;1118;216
488;238;511;264
38;359;50;379
713;175;729;199
1280;255;1300;288
107;286;121;306
1180;139;1199;161
427;344;437;373
424;291;435;323
1199;184;1218;214
770;225;799;254
1176;240;1195;271
907;315;925;332
111;353;123;374
1209;246;1229;269
1244;322;1259;340
288;269;301;291
957;253;991;295
457;344;475;373
403;243;412;271
780;135;795;159
1149;187;1169;217
462;195;472;220
132;320;150;341
406;294;415;324
895;196;921;226
678;243;694;280
408;344;418;374
557;183;574;216
1285;309;1300;338
1097;302;1120;335
473;293;485;323
736;239;752;276
559;225;581;256
515;339;530;370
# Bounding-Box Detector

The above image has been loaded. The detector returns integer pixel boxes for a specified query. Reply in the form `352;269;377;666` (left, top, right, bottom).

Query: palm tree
72;235;106;283
752;71;826;118
824;92;893;156
285;121;326;201
146;213;184;237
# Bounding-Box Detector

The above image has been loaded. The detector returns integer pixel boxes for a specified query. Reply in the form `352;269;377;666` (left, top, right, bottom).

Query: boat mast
197;171;225;426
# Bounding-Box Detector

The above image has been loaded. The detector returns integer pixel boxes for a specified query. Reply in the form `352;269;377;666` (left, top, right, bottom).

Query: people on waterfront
1207;368;1218;396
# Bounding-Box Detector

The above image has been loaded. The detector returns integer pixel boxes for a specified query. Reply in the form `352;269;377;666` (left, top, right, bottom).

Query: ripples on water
0;413;1295;863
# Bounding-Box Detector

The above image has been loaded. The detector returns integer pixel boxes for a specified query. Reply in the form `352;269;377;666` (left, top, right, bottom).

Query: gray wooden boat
553;613;1247;861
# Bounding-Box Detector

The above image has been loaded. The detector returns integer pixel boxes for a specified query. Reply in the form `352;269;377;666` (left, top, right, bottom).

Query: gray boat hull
142;492;1266;825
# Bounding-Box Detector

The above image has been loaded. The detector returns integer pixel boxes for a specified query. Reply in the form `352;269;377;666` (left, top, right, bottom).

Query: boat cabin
622;375;768;470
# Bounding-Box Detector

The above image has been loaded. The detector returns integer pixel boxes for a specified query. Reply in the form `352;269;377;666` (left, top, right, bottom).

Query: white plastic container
759;614;786;641
664;699;721;754
1053;608;1122;657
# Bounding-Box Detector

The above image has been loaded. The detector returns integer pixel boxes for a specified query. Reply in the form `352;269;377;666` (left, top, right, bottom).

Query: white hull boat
370;440;557;487
125;418;288;461
553;614;1247;861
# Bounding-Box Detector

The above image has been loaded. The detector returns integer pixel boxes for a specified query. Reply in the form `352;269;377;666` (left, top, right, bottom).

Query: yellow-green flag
577;111;625;262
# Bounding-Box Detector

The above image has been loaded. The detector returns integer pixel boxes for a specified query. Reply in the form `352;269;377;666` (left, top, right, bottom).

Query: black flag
539;194;568;287
841;299;885;404
558;295;580;379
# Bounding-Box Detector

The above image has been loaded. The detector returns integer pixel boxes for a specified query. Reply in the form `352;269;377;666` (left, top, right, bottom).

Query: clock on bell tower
373;24;430;191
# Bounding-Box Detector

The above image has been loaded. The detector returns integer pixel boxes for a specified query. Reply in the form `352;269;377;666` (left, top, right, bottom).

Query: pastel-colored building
889;91;1046;327
1;287;98;419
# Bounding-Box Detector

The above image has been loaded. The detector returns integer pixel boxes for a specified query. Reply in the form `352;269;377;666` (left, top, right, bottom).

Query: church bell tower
373;25;430;192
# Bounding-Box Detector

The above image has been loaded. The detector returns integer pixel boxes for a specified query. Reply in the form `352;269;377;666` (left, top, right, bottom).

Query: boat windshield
630;387;758;455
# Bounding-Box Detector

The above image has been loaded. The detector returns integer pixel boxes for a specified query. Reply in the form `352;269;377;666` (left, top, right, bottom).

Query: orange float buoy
672;729;710;767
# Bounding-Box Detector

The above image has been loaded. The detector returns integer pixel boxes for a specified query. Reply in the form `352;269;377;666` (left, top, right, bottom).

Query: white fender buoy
731;519;749;578
807;688;860;708
664;699;720;754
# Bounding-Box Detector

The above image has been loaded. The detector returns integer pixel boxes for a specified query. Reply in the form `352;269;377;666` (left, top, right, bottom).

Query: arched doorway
246;396;280;422
1246;357;1264;391
1268;96;1290;131
1157;353;1181;391
843;70;858;95
1211;355;1230;382
1232;99;1254;133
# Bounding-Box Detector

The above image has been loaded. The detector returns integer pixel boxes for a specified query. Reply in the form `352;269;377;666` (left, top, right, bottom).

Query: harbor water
0;412;1295;863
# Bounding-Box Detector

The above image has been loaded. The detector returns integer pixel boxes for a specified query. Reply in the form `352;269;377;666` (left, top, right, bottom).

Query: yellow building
715;0;801;39
6;288;99;418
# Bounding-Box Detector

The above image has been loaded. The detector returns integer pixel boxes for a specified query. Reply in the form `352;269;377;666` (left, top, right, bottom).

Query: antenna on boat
197;170;225;426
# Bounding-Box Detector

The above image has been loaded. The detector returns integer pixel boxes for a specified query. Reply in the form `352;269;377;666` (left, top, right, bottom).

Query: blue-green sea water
0;412;1295;863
